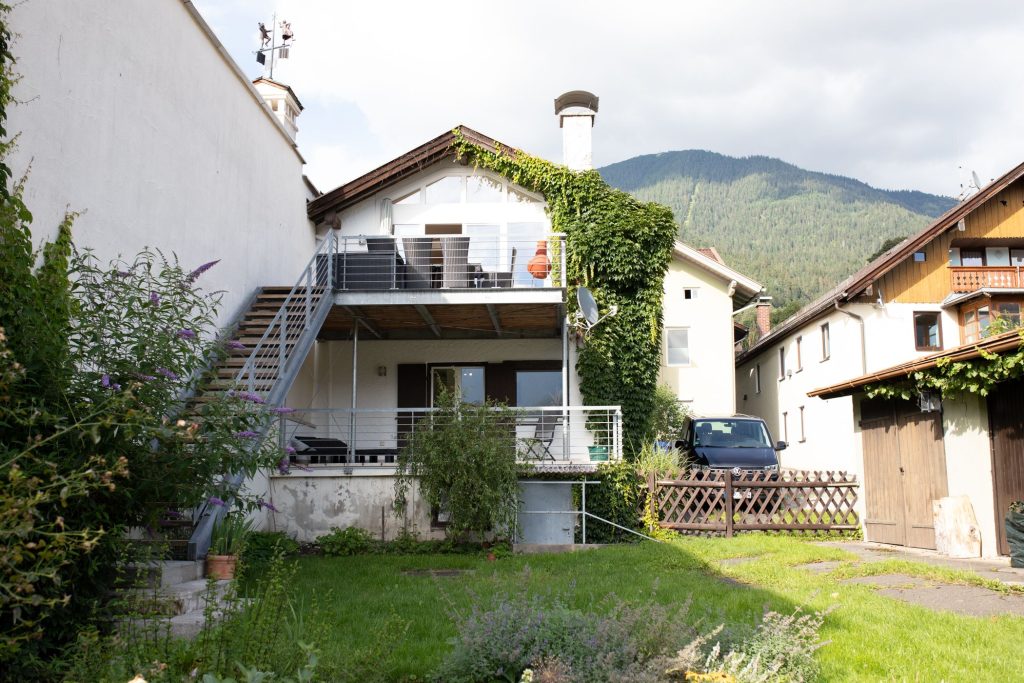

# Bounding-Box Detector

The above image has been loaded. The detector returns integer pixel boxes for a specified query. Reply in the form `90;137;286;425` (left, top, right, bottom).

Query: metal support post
349;323;358;460
581;479;587;545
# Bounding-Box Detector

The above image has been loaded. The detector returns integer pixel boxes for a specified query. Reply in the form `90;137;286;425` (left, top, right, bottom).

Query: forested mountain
599;151;957;306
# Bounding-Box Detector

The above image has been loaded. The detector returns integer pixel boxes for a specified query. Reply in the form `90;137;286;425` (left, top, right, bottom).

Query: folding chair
522;413;562;461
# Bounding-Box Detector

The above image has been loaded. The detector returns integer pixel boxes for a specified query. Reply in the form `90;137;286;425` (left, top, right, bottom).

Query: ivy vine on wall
865;329;1024;400
451;130;678;454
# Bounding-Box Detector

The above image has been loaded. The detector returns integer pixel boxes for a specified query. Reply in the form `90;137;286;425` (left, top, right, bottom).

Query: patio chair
402;237;434;290
522;412;562;461
485;247;517;288
441;236;471;288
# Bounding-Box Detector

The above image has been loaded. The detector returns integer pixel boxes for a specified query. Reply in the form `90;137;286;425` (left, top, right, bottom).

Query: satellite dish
577;287;600;326
972;170;982;190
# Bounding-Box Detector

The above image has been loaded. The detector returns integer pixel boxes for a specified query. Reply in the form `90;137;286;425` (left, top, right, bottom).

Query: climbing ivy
452;131;677;454
865;328;1024;400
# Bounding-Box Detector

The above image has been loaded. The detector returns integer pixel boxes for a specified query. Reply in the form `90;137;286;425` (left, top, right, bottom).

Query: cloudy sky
194;0;1024;198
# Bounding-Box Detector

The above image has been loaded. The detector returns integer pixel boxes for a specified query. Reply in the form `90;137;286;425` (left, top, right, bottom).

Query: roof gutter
833;300;866;375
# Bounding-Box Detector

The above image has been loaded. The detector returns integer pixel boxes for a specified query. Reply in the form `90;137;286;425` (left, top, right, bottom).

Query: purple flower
226;340;247;350
233;391;265;404
135;373;157;382
101;373;111;388
208;496;225;507
271;406;295;414
234;430;260;439
177;328;196;340
187;259;220;283
293;463;312;472
149;291;160;305
257;499;280;512
156;367;179;380
277;458;291;475
284;446;297;455
116;270;132;278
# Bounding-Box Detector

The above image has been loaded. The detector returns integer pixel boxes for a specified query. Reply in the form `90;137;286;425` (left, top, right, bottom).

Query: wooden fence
648;469;859;537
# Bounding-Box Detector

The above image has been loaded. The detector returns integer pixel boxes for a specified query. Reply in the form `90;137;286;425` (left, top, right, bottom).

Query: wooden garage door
860;398;949;549
989;377;1024;556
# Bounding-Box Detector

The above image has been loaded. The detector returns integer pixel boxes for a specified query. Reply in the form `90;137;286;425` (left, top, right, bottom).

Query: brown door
861;412;907;545
989;377;1024;556
860;397;948;549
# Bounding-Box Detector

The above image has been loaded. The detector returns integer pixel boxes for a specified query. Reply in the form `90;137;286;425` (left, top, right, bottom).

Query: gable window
795;336;803;371
778;347;786;380
913;312;942;351
913;251;927;263
666;328;690;366
754;364;761;394
820;323;830;361
466;175;503;203
425;176;463;204
683;288;698;300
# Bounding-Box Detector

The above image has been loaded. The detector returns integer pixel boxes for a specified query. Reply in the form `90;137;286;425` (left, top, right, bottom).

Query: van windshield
692;419;772;448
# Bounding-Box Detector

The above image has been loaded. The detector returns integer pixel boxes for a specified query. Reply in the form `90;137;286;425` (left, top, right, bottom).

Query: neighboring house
735;161;1024;558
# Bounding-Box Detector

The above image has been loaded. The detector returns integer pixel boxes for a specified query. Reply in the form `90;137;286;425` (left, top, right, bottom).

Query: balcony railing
317;234;566;291
950;266;1024;292
274;405;622;467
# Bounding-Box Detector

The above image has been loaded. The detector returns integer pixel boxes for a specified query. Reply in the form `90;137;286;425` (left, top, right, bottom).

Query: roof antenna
956;166;984;201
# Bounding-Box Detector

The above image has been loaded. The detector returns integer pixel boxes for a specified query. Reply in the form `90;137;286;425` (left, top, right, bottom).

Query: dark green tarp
1007;509;1024;569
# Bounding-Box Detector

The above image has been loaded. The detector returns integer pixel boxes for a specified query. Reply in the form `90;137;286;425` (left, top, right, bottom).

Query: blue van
677;415;786;471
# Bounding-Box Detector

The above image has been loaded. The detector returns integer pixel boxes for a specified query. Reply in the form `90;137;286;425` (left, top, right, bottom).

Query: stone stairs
123;560;231;638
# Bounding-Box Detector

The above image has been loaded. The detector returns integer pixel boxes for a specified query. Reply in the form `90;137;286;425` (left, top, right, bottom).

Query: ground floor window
515;370;562;407
913;311;942;351
431;366;485;405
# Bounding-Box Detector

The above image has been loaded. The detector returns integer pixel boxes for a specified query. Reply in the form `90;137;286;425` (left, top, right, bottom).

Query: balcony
950;266;1024;293
274;406;623;469
318;234;566;292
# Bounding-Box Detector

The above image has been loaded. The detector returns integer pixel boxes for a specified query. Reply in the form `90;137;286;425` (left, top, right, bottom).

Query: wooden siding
875;180;1024;303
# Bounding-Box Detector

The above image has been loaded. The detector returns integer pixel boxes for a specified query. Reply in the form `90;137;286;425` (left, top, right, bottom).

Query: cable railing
322;234;566;291
275;405;622;467
235;233;336;403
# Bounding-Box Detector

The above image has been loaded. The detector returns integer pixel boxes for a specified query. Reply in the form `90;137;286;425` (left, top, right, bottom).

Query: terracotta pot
205;554;238;580
527;240;551;279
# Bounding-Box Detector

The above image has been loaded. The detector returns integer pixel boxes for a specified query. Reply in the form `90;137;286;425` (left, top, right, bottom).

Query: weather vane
255;14;294;79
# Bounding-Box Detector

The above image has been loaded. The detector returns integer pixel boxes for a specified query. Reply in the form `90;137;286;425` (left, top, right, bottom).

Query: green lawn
291;536;1024;682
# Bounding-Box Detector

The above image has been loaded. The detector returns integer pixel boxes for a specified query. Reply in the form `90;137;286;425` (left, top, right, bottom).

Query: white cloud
195;0;1024;196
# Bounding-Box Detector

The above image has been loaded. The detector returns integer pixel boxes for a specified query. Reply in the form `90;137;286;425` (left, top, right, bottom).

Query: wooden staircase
193;285;330;404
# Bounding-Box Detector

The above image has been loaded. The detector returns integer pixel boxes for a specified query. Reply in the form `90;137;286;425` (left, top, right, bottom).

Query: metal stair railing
188;233;338;560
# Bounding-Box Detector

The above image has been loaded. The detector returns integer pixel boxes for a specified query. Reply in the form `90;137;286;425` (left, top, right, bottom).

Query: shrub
577;460;646;543
394;390;529;541
242;531;300;567
317;526;377;557
436;586;828;683
645;384;690;445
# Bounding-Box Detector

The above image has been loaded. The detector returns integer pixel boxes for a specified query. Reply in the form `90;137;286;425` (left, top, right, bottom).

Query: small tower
554;90;599;171
253;77;303;142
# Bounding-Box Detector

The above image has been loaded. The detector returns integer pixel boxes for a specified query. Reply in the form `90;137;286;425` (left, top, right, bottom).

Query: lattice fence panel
651;469;859;536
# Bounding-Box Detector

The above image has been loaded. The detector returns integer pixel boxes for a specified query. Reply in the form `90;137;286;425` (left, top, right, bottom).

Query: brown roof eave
807;329;1024;399
306;126;515;223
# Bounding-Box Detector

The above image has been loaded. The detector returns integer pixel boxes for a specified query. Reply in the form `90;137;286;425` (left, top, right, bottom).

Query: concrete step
124;560;203;588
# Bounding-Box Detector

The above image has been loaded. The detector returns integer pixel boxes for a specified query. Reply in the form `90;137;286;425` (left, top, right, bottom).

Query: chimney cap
554;90;599;116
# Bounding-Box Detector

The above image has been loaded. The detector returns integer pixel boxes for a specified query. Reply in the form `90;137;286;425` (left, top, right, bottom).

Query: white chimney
252;77;303;142
554;90;599;171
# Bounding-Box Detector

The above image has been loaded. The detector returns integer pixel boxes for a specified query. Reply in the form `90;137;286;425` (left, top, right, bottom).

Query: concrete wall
265;471;441;543
660;257;738;416
7;1;315;326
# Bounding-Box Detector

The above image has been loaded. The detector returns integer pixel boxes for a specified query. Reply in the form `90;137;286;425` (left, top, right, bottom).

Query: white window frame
665;328;691;367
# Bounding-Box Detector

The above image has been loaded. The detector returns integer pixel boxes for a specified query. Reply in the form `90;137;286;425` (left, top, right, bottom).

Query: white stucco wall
659;257;738;416
941;394;999;557
7;1;315;325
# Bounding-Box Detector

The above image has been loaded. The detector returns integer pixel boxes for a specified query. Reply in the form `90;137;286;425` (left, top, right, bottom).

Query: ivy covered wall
452;132;678;454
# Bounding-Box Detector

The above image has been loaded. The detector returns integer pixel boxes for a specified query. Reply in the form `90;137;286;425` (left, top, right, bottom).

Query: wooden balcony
950;266;1024;292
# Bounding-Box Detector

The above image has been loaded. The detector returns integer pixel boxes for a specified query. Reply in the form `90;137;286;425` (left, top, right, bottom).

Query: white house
735;161;1024;558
